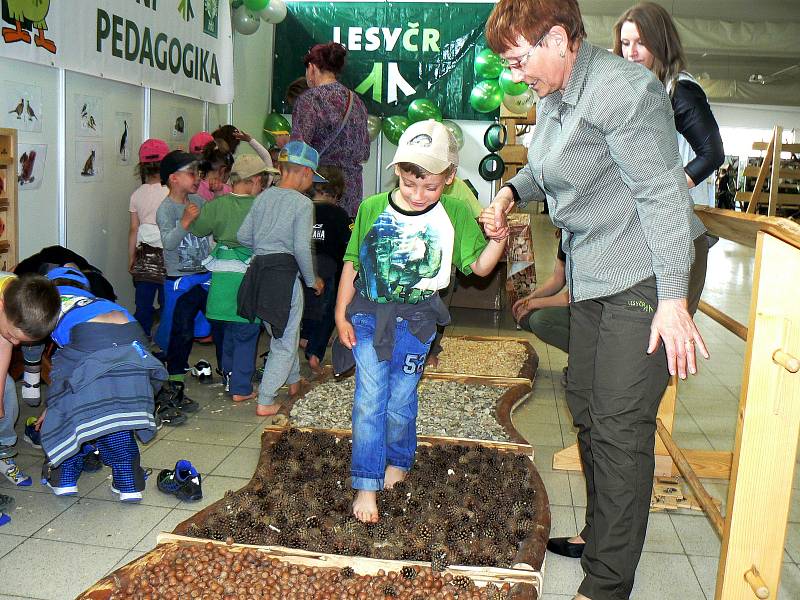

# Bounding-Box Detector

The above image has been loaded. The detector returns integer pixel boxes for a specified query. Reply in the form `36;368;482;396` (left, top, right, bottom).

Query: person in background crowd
189;154;278;402
614;2;724;208
237;141;325;417
128;139;170;341
299;165;351;374
482;1;709;597
291;42;370;218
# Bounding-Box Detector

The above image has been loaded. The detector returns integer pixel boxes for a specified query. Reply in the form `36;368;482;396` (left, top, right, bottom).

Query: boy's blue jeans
350;312;434;491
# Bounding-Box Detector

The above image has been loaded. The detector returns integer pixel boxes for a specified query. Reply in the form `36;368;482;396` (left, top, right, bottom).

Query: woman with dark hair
482;1;708;598
613;2;725;208
291;42;370;217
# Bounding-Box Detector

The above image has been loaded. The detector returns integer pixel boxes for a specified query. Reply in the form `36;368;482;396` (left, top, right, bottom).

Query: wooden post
767;126;783;217
744;129;775;214
715;231;800;599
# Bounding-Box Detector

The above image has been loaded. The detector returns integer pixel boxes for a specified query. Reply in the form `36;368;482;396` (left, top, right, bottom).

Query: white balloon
232;5;260;35
259;0;287;24
502;88;537;115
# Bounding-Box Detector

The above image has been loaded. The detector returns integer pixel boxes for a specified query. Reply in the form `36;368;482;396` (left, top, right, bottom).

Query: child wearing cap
334;119;509;523
155;150;214;423
129;139;170;340
189;154;279;401
237;141;325;416
38;267;167;501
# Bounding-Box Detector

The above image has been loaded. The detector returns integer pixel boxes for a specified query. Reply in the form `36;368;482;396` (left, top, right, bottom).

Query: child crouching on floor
38;267;167;501
334;120;509;523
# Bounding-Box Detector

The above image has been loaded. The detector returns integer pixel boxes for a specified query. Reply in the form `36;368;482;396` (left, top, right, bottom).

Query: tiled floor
0;213;796;599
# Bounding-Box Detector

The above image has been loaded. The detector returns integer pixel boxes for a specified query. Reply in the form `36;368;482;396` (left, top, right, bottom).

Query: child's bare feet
384;465;407;489
288;381;301;396
256;403;280;417
353;490;379;523
232;392;256;402
308;355;323;375
299;338;308;349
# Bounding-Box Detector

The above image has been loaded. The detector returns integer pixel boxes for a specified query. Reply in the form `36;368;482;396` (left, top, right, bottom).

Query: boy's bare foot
308;355;323;375
353;490;379;523
570;535;585;544
256;403;280;417
232;392;256;402
384;465;407;489
299;338;308;349
425;355;439;368
288;381;302;396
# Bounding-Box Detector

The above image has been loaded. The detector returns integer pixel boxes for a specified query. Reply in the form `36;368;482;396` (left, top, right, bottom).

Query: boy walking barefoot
237;141;324;417
335;120;509;522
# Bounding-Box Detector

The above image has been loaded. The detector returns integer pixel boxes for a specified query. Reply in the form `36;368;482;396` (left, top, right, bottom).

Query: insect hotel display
0;128;18;271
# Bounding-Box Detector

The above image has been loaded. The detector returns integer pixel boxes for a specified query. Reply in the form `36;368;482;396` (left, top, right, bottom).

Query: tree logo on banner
178;0;196;22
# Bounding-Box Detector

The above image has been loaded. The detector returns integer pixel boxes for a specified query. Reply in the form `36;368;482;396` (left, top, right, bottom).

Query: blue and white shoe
110;486;143;502
1;457;32;486
157;460;202;501
40;463;77;496
23;417;42;448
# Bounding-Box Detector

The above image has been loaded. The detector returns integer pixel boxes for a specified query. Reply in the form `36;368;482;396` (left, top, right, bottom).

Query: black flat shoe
547;537;585;558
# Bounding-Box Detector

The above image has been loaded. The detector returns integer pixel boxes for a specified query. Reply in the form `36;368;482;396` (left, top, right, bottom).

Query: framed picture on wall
75;140;103;182
2;82;42;133
17;143;47;191
171;108;187;142
116;112;133;166
75;95;103;137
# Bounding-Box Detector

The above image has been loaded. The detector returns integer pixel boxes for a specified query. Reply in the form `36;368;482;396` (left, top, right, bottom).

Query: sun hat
387;119;459;174
231;154;279;179
139;139;170;164
277;141;327;182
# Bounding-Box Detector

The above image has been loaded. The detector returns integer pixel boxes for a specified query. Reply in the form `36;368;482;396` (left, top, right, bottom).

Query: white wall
711;103;800;136
0;59;60;259
64;72;143;308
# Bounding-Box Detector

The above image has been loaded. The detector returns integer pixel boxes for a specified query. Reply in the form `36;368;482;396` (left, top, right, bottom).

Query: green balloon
470;80;503;113
244;0;269;11
442;120;464;150
382;115;410;145
366;114;382;141
474;48;503;80
499;68;529;96
407;98;442;123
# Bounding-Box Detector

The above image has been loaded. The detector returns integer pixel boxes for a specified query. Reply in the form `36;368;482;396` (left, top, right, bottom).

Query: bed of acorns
84;426;546;600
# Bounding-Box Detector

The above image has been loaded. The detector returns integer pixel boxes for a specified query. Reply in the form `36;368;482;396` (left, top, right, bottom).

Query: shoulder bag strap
317;90;354;157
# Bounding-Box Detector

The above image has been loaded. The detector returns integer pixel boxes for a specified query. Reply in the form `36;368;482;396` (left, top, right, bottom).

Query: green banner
272;1;496;120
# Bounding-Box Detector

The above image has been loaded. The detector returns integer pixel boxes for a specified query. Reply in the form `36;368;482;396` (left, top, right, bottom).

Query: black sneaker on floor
155;401;188;426
157;459;203;502
167;381;199;413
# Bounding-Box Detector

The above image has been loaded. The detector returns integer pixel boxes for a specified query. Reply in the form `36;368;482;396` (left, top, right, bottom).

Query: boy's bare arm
334;262;357;349
470;238;508;277
0;338;11;419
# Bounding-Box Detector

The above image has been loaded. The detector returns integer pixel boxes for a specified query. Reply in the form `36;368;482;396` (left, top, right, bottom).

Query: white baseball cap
387;119;459;175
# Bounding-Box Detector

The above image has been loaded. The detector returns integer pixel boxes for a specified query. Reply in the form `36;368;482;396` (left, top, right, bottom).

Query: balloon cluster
231;0;287;35
471;48;537;115
373;98;465;148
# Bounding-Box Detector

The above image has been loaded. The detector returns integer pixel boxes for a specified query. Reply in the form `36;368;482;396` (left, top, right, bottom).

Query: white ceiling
580;0;800;23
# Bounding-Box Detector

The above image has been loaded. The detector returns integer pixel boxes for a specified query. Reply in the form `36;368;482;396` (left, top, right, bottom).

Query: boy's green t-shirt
344;191;487;304
189;193;256;247
443;177;482;218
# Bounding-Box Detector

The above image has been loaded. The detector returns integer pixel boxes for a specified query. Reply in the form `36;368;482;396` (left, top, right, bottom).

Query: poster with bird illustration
75;94;102;137
116;112;132;166
75;140;102;182
17;142;46;191
2;81;42;132
171;107;187;141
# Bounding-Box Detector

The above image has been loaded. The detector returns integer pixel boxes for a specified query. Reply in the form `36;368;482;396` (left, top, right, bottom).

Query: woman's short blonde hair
613;2;686;88
486;0;586;54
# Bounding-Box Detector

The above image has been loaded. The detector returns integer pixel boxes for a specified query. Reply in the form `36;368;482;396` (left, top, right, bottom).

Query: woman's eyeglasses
500;33;548;70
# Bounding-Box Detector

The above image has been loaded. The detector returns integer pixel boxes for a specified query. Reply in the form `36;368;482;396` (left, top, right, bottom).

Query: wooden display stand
736;125;800;216
0;128;18;270
499;104;536;186
557;207;800;600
